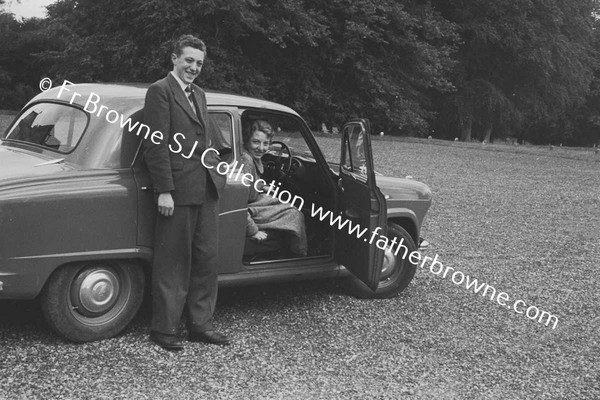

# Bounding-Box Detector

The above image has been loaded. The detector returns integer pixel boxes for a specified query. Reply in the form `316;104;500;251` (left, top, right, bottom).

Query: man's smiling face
172;46;205;85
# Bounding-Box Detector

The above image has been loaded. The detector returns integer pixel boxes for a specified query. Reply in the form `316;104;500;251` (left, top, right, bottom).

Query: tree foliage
1;0;599;144
0;6;53;109
35;0;459;134
432;0;599;144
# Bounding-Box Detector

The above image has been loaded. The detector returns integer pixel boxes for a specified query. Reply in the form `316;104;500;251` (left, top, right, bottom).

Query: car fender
385;207;420;244
0;169;146;299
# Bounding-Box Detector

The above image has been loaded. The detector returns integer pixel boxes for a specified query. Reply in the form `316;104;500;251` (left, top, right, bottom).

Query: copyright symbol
39;77;52;92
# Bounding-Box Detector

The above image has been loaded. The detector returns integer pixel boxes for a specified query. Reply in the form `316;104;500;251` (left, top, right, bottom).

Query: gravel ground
1;136;599;399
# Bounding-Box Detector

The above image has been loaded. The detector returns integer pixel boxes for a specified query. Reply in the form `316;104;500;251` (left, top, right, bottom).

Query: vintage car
0;82;432;342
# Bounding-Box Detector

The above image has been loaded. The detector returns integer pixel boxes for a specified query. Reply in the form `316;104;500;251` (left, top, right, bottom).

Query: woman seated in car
241;119;307;257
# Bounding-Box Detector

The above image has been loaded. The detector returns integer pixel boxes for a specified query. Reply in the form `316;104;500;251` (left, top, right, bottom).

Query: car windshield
3;103;88;153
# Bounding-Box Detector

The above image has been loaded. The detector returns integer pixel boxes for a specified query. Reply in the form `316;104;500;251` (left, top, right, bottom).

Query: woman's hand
251;231;268;241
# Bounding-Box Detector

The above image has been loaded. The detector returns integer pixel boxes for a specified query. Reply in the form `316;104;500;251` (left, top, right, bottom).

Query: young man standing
142;34;229;350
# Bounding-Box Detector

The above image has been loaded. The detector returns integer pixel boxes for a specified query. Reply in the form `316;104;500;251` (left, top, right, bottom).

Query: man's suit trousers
151;196;219;335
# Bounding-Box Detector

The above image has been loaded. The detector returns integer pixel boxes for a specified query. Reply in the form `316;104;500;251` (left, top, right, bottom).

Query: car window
341;122;368;180
241;110;313;158
3;103;88;153
210;112;233;147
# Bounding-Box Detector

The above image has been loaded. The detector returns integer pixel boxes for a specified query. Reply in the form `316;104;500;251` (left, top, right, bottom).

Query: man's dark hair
173;34;206;56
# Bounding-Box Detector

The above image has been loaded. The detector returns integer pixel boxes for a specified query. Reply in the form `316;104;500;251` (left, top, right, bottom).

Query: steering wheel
269;140;292;177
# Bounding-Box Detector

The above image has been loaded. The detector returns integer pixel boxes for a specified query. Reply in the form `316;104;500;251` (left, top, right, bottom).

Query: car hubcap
380;246;396;280
72;268;120;316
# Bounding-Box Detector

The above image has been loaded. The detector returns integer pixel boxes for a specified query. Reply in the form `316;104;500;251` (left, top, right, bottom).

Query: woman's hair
243;119;274;144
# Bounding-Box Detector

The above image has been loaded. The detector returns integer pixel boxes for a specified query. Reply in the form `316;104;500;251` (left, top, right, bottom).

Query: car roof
33;83;300;116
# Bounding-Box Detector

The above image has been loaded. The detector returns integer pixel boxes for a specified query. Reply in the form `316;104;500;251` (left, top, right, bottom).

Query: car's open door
335;119;387;291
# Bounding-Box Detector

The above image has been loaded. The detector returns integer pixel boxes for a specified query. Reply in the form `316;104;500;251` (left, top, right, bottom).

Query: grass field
0;112;599;399
0;111;17;135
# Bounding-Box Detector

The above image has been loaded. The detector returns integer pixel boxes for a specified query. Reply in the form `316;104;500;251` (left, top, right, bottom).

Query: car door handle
337;178;344;192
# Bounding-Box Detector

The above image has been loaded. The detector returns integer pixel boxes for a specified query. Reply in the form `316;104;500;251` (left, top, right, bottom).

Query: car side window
4;103;88;153
241;110;314;157
341;123;368;179
209;112;233;147
209;111;234;161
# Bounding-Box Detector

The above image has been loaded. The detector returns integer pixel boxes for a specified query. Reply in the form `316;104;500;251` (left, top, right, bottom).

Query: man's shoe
188;330;232;346
150;331;184;351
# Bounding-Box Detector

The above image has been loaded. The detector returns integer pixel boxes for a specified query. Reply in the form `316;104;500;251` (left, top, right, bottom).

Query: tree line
1;0;599;146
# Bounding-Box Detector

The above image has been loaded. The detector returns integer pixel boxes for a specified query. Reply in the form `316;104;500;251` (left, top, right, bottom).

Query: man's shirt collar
170;71;190;93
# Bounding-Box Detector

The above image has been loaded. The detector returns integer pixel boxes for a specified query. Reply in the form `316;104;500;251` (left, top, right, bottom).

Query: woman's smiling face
245;130;271;161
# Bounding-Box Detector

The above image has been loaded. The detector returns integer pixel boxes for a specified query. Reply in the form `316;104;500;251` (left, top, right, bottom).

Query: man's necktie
185;85;208;143
185;85;199;116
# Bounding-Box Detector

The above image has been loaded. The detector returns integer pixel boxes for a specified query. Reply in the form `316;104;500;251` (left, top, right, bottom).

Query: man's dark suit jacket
142;73;225;204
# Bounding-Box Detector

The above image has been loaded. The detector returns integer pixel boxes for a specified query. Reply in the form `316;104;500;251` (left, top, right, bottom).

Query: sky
3;0;53;19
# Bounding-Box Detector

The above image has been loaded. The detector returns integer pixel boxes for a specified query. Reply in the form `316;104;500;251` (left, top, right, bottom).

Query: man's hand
157;192;174;216
251;231;268;241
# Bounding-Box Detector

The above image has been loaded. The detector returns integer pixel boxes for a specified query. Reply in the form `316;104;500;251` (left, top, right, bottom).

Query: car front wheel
40;261;145;342
344;223;418;299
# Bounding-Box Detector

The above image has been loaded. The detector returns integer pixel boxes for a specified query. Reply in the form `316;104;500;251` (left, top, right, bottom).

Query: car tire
40;260;145;342
343;223;418;299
